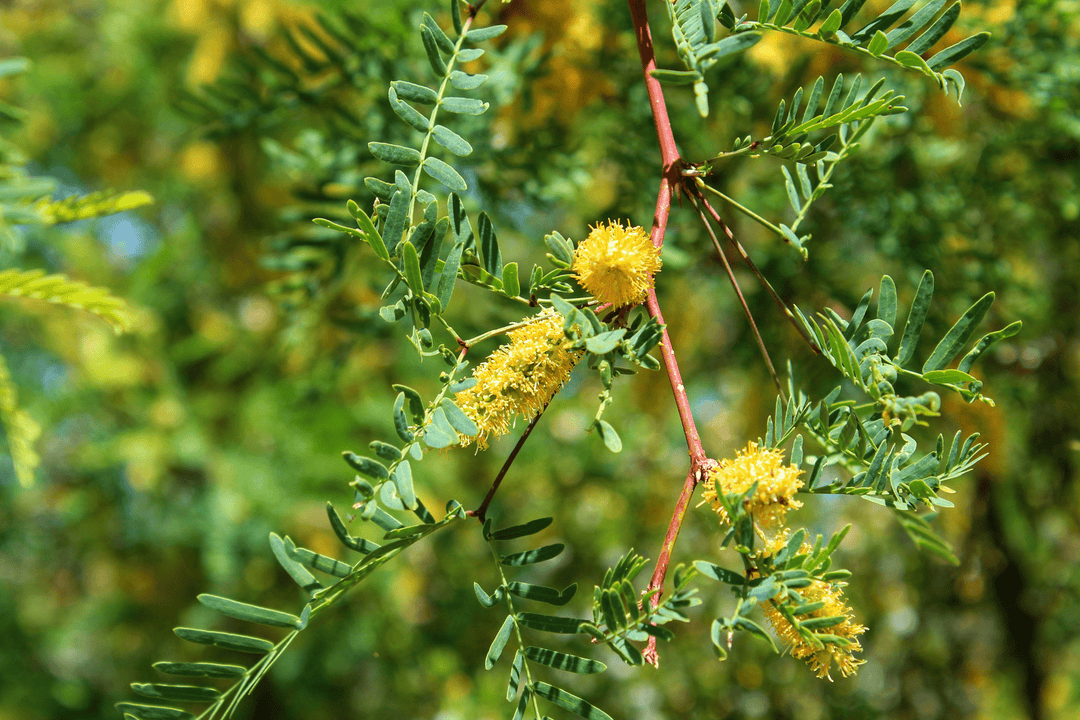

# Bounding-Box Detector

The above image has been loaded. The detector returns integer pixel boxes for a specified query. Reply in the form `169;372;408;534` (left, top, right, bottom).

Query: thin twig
472;410;545;523
693;187;821;353
688;195;784;395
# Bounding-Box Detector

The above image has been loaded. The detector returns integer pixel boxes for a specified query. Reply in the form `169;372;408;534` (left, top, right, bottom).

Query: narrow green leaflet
440;96;489;115
368;142;421;167
515;612;584;634
958;320;1022;373
438;241;464;309
423;157;467;192
927;33;992;71
467;24;508;42
894;509;960;565
347;200;389;261
114;703;194;720
491;517;553;540
897;269;933;367
523;647;606;674
532;681;613;720
173;627;273;654
501;543;565;566
506;581;578;606
343;452;389;481
922;292;994;373
486;615;515;669
431;124;473;156
130;684;221;702
391;460;418;510
197;594;302;629
402;240;424;292
441;399;479;436
151;662;246;678
270;532;321;592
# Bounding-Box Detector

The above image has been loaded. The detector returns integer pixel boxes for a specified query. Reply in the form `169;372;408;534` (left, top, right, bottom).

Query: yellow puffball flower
455;311;581;449
571;220;662;307
699;442;804;556
760;558;867;680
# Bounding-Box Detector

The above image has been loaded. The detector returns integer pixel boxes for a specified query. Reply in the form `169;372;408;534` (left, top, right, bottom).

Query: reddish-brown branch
627;0;715;666
627;0;680;169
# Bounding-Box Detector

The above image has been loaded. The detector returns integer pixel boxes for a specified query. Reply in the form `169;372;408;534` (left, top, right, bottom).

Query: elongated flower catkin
571;220;662;308
455;312;580;449
699;442;804;557
761;566;867;680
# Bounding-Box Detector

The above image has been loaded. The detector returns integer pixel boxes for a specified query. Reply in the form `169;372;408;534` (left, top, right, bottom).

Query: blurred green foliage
0;0;1077;719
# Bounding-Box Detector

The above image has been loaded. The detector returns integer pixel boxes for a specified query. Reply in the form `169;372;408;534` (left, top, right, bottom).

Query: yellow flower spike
571;220;662;308
455;311;581;450
760;563;867;680
699;442;804;557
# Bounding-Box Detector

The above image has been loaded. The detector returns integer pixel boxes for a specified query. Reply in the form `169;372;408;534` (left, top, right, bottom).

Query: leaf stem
697;183;787;238
693;186;821;353
688;194;783;395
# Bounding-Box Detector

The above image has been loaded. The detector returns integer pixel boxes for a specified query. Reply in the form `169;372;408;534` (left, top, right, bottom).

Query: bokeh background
0;0;1077;718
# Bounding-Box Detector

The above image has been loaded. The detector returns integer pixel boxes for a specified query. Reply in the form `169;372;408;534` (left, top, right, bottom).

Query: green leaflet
151;662;246;678
130;684;221;702
516;612;584;634
197;594;302;629
532;681;613;720
368;142;421;167
506;581;578;606
173;627;273;654
500;543;565;566
897;269;934;367
423;157;467;192
490;517;553;540
114;703;194;720
922;292;994;373
486;615;514;669
523;646;606;674
431;124;473;156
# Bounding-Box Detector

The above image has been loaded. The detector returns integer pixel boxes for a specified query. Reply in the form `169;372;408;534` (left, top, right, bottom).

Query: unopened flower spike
571;220;662;308
455;311;581;450
699;441;804;557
